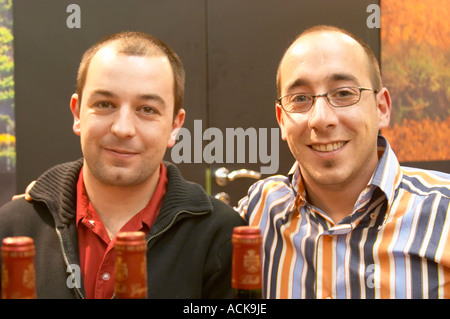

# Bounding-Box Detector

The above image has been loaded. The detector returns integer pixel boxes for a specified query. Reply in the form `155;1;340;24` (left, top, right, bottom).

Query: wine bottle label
233;248;261;290
232;226;262;291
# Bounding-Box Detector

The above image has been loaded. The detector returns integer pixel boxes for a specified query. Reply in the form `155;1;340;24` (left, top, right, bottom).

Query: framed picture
0;0;14;205
381;0;450;166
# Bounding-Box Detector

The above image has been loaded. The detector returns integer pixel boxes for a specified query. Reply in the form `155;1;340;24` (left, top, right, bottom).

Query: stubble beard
86;156;154;188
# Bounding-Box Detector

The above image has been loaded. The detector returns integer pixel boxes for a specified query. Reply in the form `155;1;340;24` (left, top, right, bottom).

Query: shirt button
102;272;111;281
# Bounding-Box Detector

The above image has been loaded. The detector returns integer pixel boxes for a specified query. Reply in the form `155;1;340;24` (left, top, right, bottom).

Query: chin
303;163;350;186
95;167;147;187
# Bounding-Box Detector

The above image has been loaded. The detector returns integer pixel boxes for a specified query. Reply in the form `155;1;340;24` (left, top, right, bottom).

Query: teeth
311;142;345;152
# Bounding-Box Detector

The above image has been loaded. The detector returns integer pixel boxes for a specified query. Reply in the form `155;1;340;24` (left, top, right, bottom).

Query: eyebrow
88;89;116;100
87;89;166;105
285;73;360;93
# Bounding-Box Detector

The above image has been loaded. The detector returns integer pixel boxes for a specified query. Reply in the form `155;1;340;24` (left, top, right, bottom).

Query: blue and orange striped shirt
237;136;450;299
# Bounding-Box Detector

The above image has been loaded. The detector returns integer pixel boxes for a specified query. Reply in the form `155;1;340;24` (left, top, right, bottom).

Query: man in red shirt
0;31;245;298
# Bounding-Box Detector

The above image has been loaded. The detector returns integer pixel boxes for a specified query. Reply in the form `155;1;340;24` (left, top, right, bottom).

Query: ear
70;93;81;136
275;103;288;141
376;87;391;130
168;108;186;148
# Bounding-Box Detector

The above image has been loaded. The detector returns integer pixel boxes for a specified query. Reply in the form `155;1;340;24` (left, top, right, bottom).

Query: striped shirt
236;136;450;299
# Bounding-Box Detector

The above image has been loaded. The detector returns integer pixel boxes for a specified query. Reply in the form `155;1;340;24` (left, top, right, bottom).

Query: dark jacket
0;159;245;298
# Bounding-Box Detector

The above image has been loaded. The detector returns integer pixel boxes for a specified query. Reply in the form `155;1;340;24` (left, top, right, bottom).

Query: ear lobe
70;94;81;136
168;108;186;148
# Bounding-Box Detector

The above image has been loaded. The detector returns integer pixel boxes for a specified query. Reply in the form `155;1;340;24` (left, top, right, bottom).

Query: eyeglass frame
276;86;379;113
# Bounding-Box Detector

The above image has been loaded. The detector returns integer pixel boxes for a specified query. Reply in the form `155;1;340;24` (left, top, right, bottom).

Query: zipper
56;227;85;299
36;196;85;299
146;210;209;246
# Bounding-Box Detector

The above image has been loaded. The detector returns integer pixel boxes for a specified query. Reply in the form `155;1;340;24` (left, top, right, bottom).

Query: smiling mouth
310;141;347;152
106;148;138;156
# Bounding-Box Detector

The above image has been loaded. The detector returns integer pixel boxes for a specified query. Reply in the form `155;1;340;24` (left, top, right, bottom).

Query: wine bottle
232;226;263;299
114;231;148;299
1;236;36;299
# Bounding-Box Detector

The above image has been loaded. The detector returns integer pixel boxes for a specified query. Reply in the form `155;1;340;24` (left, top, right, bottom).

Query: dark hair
276;25;382;97
76;31;185;116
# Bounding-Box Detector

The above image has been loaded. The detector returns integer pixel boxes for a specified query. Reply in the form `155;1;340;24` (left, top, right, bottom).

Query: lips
310;141;346;152
105;147;138;156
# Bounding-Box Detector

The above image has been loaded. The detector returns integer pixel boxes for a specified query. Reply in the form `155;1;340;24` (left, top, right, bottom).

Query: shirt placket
81;212;116;299
307;205;356;299
94;244;116;299
310;193;384;299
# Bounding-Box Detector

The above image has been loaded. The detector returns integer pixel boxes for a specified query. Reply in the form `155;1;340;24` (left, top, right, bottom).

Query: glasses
276;86;378;113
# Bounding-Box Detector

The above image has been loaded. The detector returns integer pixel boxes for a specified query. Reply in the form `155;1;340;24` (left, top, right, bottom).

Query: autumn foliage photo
381;0;450;162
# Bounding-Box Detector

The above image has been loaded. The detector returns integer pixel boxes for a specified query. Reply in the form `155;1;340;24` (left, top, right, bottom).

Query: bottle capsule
114;231;148;299
1;236;36;299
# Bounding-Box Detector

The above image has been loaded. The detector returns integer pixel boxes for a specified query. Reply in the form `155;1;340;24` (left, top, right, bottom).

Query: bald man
237;25;450;299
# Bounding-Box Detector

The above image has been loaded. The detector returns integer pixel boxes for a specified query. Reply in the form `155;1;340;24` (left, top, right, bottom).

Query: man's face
71;47;184;187
276;31;390;192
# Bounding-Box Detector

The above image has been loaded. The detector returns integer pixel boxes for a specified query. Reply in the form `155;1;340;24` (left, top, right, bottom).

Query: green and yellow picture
0;0;14;205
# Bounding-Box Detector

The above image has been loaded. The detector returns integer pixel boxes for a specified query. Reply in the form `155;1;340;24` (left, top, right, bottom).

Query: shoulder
400;167;450;199
0;159;82;228
244;174;293;203
0;194;40;219
390;167;450;223
209;196;246;226
0;196;52;236
0;197;26;218
236;174;295;222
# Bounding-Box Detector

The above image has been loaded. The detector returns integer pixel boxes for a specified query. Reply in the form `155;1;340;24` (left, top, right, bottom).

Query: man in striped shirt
237;25;450;299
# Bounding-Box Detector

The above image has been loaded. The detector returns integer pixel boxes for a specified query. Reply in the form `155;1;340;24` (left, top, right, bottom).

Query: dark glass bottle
232;226;263;299
114;231;148;299
1;236;37;299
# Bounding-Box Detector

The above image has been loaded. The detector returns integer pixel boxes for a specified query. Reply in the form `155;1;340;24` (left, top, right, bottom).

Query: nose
307;95;338;131
111;106;136;138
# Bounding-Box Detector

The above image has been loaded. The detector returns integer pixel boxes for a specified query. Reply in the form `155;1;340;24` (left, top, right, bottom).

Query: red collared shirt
76;164;168;299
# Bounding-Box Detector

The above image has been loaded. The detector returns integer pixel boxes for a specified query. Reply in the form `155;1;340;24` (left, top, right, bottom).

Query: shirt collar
368;135;403;209
287;162;307;212
76;163;168;232
288;162;304;199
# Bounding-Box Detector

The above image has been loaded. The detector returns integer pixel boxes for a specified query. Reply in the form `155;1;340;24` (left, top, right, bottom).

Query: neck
303;167;376;224
83;168;159;239
306;184;360;223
